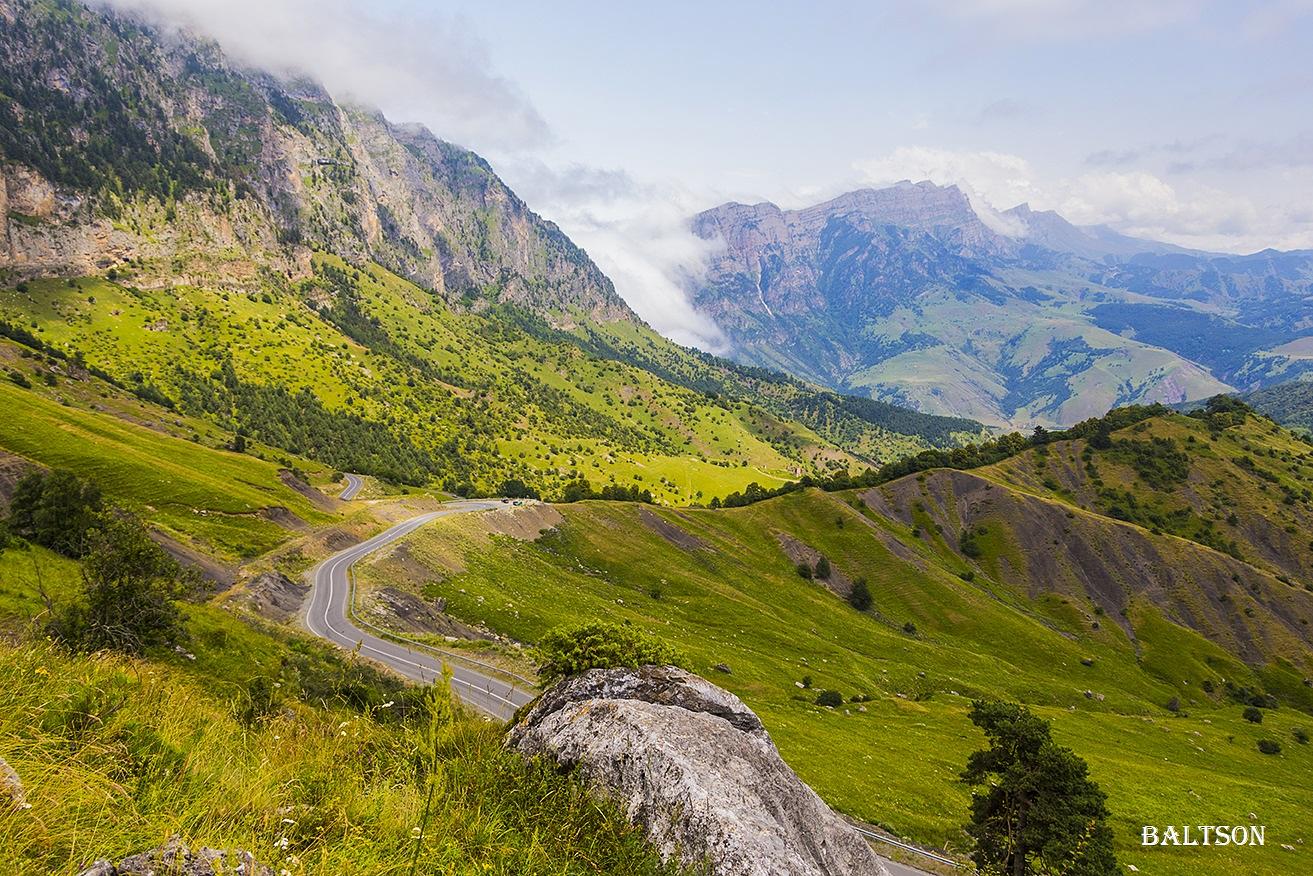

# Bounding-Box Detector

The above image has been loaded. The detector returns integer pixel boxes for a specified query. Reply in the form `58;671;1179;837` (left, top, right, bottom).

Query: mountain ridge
0;0;632;323
690;183;1313;428
0;0;982;504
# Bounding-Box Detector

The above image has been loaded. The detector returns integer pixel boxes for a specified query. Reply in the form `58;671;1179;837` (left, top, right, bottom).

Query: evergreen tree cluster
175;362;449;486
711;404;1174;509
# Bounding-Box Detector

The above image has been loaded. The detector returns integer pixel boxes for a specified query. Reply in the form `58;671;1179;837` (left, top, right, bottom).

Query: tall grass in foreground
0;642;675;875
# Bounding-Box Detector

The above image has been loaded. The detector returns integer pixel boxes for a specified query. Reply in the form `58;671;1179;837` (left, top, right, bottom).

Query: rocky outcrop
508;665;888;876
240;571;309;623
364;585;490;640
76;837;270;876
0;756;26;810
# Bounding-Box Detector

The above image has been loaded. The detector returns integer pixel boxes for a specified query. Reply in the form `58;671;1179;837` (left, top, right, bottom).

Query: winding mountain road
338;473;364;500
304;501;535;720
304;501;937;873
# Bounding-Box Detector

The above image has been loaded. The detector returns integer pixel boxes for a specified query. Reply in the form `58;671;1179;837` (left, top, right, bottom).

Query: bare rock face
0;0;637;323
76;836;270;876
241;570;309;623
508;665;888;876
0;756;27;810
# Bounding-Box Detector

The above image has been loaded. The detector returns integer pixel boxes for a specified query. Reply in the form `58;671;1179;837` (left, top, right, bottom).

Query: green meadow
0;376;335;561
361;455;1313;874
0;260;932;503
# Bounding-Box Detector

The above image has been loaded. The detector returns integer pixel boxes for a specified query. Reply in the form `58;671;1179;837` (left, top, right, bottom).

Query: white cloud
1053;172;1279;250
96;0;549;151
921;0;1200;39
503;161;729;352
853;145;1313;252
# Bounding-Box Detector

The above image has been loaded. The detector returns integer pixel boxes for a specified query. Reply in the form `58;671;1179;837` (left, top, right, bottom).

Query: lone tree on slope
962;700;1118;876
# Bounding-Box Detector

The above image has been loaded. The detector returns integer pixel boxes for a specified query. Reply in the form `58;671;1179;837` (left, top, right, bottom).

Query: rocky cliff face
509;665;889;876
0;0;632;322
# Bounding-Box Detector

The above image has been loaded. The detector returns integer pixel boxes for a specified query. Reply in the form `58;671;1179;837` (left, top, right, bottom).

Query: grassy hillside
0;257;972;505
357;411;1313;874
0;546;672;875
0;341;344;561
0;370;674;873
1242;378;1313;434
984;409;1313;600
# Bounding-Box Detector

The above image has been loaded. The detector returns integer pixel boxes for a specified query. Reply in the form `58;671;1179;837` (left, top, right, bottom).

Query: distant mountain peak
1002;202;1193;259
686;182;1313;429
695;180;1015;263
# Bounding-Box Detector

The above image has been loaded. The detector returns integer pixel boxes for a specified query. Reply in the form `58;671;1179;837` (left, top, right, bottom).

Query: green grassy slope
0;544;673;875
0;341;339;561
985;411;1313;595
0;256;971;504
359;417;1313;874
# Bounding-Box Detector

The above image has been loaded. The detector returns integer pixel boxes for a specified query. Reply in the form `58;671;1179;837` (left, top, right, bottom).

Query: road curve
339;473;363;500
304;501;535;720
307;503;933;872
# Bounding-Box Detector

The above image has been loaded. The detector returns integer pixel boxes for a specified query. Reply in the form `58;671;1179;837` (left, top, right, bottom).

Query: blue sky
108;0;1313;345
444;1;1312;239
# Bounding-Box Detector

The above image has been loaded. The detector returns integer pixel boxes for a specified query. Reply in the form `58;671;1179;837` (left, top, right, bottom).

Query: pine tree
962;700;1118;876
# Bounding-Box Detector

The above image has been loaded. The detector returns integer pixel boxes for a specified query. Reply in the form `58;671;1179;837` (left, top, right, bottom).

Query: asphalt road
338;473;363;500
878;858;933;876
303;501;535;720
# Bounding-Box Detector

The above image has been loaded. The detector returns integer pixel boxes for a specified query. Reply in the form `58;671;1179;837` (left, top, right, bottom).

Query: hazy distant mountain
1004;202;1197;260
1239;377;1313;433
691;183;1313;428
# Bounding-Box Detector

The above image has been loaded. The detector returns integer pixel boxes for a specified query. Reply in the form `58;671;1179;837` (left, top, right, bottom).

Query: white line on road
304;502;534;720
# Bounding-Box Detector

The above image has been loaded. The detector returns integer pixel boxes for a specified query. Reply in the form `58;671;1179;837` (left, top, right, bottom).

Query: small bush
1243;706;1264;724
1165;697;1180;713
49;512;195;655
903;621;918;635
815;690;842;708
801;674;813;689
959;529;983;559
1294;727;1309;745
814;556;831;579
1257;739;1281;755
534;621;686;684
795;562;813;580
848;577;872;611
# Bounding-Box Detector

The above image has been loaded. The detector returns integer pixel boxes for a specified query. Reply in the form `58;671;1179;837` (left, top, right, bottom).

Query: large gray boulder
508;665;889;876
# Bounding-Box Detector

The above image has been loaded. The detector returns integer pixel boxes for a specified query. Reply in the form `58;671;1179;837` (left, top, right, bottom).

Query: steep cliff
0;0;630;322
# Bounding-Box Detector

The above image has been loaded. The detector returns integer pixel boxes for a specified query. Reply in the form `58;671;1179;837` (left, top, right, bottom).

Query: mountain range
0;0;979;503
690;181;1313;428
2;3;1313;875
